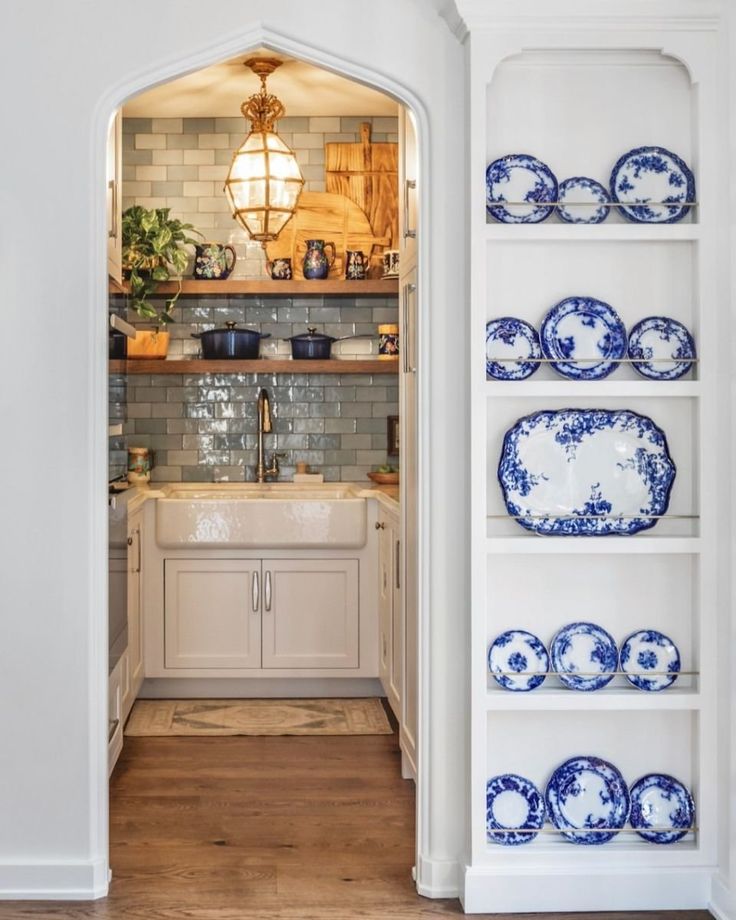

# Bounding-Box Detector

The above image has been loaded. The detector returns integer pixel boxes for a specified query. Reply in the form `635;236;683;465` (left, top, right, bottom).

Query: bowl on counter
367;470;399;485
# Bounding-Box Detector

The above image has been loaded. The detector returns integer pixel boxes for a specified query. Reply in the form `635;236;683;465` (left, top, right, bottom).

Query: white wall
0;0;467;899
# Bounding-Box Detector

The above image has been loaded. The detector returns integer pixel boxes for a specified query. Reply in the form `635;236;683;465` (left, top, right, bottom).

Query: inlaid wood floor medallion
125;697;392;737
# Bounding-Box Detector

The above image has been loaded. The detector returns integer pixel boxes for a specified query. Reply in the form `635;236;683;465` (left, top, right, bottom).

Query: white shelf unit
466;26;721;916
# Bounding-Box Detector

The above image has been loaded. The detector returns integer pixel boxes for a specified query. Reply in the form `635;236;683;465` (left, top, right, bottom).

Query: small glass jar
378;323;399;360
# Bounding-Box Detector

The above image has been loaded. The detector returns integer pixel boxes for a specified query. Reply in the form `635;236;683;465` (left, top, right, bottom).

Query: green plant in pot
122;206;202;357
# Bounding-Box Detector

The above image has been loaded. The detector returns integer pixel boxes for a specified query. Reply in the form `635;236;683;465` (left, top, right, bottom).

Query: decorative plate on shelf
486;773;545;846
556;176;610;224
619;629;680;691
609;146;696;224
545;755;630;845
486;154;558;224
485;318;542;380
549;622;618;691
628;316;696;381
629;773;694;844
488;630;549;692
497;408;676;536
540;296;627;380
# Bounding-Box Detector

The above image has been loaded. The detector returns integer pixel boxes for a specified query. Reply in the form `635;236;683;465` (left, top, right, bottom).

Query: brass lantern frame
223;58;305;243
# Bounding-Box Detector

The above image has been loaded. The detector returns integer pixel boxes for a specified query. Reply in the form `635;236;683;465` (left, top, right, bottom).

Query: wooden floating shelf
109;279;399;297
109;358;399;375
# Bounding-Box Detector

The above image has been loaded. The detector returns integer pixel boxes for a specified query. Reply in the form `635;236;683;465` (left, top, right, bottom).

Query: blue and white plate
486;773;545;845
620;629;680;691
557;176;610;224
545;755;630;845
488;630;549;692
540;296;627;380
486;154;558;224
628;316;696;381
610;146;696;224
486;318;542;381
550;622;618;691
497;408;676;536
629;773;694;844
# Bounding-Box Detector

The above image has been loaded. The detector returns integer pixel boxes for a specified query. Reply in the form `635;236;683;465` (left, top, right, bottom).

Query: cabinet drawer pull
265;570;272;612
403;178;416;239
375;521;385;530
252;571;260;612
396;539;401;590
108;180;117;239
108;718;120;743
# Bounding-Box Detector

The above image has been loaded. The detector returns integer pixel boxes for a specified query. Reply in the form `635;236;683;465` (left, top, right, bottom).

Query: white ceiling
124;50;399;117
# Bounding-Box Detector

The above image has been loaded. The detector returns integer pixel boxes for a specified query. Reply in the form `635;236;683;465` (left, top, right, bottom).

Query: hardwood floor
1;730;713;920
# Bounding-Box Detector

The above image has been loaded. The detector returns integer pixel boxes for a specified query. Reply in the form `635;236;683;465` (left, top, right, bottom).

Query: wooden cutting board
325;122;398;254
264;191;389;280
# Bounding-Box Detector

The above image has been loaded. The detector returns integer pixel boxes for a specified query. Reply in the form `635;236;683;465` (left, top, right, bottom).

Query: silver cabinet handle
403;178;416;239
136;527;141;574
402;283;417;374
252;571;260;612
396;538;401;590
265;570;272;612
108;180;117;239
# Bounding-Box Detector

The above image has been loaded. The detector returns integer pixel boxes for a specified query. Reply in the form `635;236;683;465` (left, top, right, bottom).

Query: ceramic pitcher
193;242;237;280
302;239;336;280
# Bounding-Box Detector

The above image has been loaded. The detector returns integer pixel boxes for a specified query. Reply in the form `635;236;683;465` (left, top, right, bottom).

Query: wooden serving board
264;191;389;280
326;122;398;254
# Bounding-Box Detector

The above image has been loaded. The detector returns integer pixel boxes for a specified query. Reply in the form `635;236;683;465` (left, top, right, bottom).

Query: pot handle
190;332;202;339
334;333;376;342
324;241;337;268
258;333;272;340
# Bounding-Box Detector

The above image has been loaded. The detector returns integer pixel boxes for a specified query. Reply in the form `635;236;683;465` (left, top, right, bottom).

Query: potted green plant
122;206;202;358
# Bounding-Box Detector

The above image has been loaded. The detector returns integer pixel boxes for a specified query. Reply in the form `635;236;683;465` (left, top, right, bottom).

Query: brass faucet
255;388;284;482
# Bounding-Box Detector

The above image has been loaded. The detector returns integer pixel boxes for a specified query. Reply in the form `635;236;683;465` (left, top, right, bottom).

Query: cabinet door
399;106;418;271
106;109;122;283
125;510;144;714
378;518;392;694
262;559;359;669
164;559;261;669
389;523;403;719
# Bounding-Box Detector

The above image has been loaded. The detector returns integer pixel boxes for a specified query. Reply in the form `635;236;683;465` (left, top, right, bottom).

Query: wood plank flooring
0;730;713;920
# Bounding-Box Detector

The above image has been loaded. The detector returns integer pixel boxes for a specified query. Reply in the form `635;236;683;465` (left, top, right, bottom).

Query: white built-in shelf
485;536;701;555
484;380;700;399
481;836;700;867
484;223;701;242
485;688;701;711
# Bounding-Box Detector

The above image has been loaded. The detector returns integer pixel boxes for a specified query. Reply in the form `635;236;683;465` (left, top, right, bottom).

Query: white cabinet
399;106;418;271
125;509;144;712
108;653;124;775
106;109;122;284
164;559;262;669
377;509;402;718
163;557;359;671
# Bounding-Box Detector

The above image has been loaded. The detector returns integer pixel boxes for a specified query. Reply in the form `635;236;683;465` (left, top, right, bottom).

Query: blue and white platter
550;622;618;691
545;755;630;845
486;773;545;845
497;408;676;536
610;146;696;224
629;773;694;844
628;316;696;381
488;630;549;692
620;629;680;692
556;176;610;224
486;154;558;224
486;317;542;381
540;296;627;380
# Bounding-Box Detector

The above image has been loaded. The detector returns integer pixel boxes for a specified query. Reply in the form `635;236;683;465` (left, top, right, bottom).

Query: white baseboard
462;865;710;914
0;858;108;900
140;677;384;698
710;874;736;920
415;855;460;898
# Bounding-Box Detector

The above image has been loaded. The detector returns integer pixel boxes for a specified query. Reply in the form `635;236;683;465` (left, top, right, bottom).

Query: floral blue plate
610;146;695;224
488;630;549;691
557;176;610;224
486;154;558;224
545;755;630;845
540;296;627;380
628;316;696;381
486;318;542;380
620;629;680;691
550;622;618;691
486;773;545;845
497;408;676;536
629;773;694;843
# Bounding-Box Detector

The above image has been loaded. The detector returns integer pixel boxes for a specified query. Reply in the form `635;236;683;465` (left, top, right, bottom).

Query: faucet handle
269;451;287;471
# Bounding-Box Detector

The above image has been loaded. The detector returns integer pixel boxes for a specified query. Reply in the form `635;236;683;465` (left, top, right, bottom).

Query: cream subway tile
293;132;324;149
184;149;215;165
132;197;167;209
324;133;358;143
151;181;182;197
135;134;166;149
183;117;215;134
183;180;215;197
309;116;340;133
198;196;230;213
167;450;199;466
229;134;248;147
215;117;244;133
166;165;198;181
123;117;153;134
199;133;230;149
387;133;399;142
277;116;309;132
307;181;326;193
178;211;213;228
308;147;325;165
295;149;310;166
215;149;234;165
300;165;324;182
166;134;197;149
213;212;240;228
123;149;153;165
164;197;190;212
198;164;228;181
152;149;184;166
371;117;400;133
152;117;183;134
123;180;152;196
122;165;136;182
150;466;183;482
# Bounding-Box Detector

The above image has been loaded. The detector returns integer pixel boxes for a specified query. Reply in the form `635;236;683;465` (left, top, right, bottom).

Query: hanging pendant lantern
223;58;304;242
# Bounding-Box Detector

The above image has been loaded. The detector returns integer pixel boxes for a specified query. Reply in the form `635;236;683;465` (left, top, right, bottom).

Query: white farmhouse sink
156;483;367;549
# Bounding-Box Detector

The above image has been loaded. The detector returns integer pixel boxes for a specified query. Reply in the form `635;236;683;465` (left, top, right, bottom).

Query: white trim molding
415;856;461;898
0;859;109;901
711;875;736;920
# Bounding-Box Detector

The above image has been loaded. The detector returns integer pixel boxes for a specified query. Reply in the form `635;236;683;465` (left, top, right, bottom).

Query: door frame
93;24;432;895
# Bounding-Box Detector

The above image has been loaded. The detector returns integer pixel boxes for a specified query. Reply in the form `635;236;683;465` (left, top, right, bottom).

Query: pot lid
203;322;264;335
287;326;336;343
